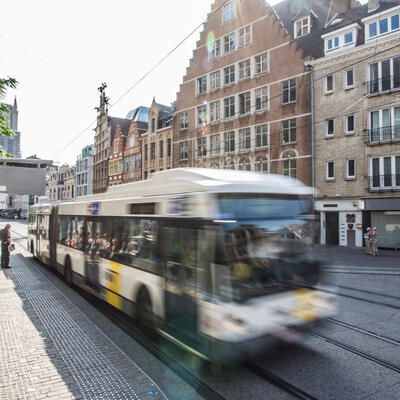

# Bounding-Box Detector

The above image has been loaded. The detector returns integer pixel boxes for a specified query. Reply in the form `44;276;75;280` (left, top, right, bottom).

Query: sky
1;0;367;165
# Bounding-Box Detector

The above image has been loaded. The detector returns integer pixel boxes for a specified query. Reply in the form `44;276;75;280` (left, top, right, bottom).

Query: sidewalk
0;253;167;400
312;244;400;268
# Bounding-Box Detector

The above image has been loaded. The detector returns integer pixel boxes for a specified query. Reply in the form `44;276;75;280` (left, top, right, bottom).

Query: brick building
142;99;173;179
310;0;400;248
109;125;126;187
173;0;358;185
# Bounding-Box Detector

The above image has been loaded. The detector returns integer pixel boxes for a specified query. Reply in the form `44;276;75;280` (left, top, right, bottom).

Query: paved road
4;220;400;400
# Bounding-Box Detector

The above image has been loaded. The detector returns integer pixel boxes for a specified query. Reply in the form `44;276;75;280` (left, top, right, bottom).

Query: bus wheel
30;240;34;255
64;258;73;286
137;288;155;334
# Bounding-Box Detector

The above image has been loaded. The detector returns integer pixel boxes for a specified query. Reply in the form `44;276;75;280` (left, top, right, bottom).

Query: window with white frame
210;100;221;122
282;158;297;178
370;155;400;189
238;157;251;171
366;13;400;40
346;115;355;134
224;131;235;153
239;91;251;115
210;70;221;90
345;69;354;88
326;161;335;180
129;133;135;148
197;104;207;126
369;106;400;143
209;38;221;59
255;157;269;173
224;32;235;53
255;86;269;111
224;96;235;118
327;36;339;50
239;128;251;151
239;59;251;80
197;137;207;157
295;16;310;38
282;78;296;104
346;159;356;179
210;134;220;156
282;118;296;143
179;141;188;160
180;111;188;130
238;25;251;47
326;119;335;136
222;2;235;23
344;31;353;44
197;76;207;94
326;74;334;92
224;65;235;85
255;52;268;74
255;124;268;147
368;57;400;94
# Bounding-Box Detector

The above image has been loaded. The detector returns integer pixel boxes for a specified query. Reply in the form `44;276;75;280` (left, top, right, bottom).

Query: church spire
13;96;17;110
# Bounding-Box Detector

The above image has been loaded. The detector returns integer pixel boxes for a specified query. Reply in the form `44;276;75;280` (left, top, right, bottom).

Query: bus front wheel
137;287;155;333
64;258;73;286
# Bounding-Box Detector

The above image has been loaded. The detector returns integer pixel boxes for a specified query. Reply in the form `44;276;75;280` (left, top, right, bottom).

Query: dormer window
327;37;339;50
364;7;400;41
344;32;353;44
294;16;310;38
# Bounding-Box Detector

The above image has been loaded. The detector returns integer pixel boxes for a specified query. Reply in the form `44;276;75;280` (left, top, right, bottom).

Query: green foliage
0;77;18;158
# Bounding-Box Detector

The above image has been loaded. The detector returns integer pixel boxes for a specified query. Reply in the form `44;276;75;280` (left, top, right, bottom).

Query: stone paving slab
0;254;168;400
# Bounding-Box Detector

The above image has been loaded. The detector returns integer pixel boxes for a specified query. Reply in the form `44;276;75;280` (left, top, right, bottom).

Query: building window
210;100;220;122
239;92;251;115
369;106;400;143
346;115;355;134
224;131;235;153
197;75;207;94
346;159;356;179
282;78;296;104
255;52;268;74
368;57;400;94
114;138;119;153
326;161;335;180
326;119;335;136
255;124;268;147
129;134;135;148
255;157;268;173
150;142;155;160
238;128;251;151
167;139;172;157
294;16;310;38
224;65;235;85
282;158;297;178
180;111;188;130
179;141;188;161
282;119;296;143
344;32;353;44
222;2;235;23
370;155;400;189
239;59;251;80
151;118;155;133
326;74;334;92
327;36;339;50
224;96;235;118
210;134;220;156
224;32;235;53
345;69;354;88
238;158;251;171
159;140;164;159
238;25;251;47
144;144;148;161
210;70;221;90
255;86;269;111
197;104;207;126
209;38;221;59
197;137;207;157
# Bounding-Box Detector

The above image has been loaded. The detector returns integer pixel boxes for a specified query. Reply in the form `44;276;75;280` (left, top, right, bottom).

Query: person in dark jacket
0;224;11;268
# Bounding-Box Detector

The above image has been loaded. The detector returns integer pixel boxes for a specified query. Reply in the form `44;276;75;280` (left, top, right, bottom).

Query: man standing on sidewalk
0;224;11;269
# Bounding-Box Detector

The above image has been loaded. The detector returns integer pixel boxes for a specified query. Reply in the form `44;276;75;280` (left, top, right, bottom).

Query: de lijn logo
87;202;100;215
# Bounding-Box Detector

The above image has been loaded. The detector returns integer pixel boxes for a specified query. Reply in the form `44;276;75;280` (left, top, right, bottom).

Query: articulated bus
28;168;336;362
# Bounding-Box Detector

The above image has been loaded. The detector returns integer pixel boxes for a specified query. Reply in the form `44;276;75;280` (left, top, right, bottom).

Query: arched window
254;155;269;173
281;150;297;178
238;157;251;171
223;159;235;170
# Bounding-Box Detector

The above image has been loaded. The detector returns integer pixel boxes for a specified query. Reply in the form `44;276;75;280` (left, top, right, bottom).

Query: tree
0;77;18;158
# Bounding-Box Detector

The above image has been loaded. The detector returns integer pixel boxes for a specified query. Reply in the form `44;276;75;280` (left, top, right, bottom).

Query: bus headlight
222;315;248;336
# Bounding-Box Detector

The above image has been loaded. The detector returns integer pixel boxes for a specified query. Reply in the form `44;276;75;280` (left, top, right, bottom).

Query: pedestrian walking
364;227;372;255
370;227;378;257
0;223;11;268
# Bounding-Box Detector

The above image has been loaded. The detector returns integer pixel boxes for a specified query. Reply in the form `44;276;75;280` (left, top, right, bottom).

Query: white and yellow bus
28;168;336;362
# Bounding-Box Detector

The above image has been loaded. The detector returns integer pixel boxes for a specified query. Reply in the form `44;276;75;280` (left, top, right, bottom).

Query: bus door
85;219;102;291
162;226;202;343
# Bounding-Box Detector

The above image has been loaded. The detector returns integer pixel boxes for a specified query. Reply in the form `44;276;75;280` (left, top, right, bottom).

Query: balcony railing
367;75;400;94
369;174;400;191
367;125;400;144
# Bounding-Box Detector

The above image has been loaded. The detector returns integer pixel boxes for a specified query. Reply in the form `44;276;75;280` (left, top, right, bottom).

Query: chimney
368;0;379;12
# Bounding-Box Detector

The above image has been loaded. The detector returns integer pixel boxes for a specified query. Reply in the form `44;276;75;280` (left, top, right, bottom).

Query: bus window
59;216;69;245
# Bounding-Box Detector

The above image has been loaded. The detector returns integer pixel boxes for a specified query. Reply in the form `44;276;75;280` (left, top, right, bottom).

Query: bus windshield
214;218;319;303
